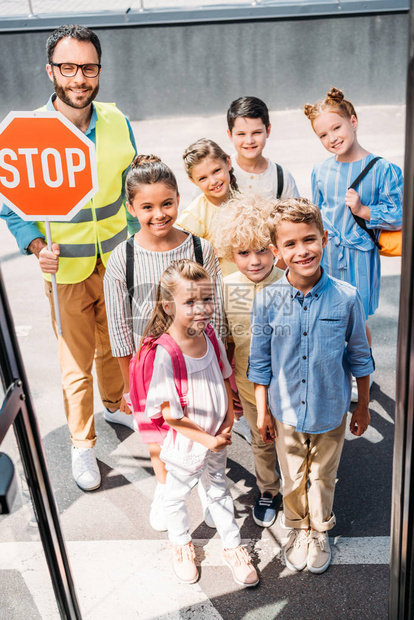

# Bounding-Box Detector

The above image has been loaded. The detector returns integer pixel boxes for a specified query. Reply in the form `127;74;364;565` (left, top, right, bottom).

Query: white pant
164;449;241;549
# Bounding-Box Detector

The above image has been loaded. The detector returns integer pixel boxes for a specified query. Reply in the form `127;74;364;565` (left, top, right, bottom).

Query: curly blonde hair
304;87;357;126
266;198;324;246
211;194;276;263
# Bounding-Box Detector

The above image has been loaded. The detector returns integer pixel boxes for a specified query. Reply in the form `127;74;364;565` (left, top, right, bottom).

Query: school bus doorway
389;0;414;616
0;265;81;619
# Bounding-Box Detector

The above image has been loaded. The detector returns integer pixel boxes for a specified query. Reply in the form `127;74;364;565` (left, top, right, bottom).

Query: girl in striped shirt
104;155;224;530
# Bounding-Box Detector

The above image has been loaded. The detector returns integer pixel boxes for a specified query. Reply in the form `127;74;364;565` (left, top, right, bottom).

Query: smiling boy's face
228;116;271;162
270;220;328;292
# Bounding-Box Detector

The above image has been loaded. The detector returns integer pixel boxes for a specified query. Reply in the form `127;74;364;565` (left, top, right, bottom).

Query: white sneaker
233;417;252;444
307;531;331;574
351;375;373;403
71;447;101;491
150;483;168;532
104;407;135;431
284;529;309;571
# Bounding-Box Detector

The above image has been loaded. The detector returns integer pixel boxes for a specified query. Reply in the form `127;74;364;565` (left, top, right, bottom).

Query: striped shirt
104;232;224;357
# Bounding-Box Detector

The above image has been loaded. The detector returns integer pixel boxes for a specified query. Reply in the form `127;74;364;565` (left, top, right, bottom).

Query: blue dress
312;153;403;318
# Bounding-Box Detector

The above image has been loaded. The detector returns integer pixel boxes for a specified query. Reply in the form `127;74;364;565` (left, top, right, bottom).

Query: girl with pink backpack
103;155;224;532
136;258;259;587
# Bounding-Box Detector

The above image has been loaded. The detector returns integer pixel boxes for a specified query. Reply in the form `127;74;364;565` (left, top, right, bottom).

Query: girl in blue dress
304;87;403;397
305;87;402;324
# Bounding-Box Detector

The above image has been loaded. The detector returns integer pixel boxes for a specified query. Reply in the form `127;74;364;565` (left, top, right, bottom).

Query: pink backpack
129;324;222;427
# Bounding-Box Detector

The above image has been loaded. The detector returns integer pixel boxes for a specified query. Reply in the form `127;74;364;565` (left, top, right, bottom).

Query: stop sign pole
44;219;63;334
0;111;99;336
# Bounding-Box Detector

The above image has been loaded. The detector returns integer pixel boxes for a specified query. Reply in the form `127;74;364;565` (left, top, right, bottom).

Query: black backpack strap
126;236;135;305
192;235;204;267
276;163;284;199
348;157;382;250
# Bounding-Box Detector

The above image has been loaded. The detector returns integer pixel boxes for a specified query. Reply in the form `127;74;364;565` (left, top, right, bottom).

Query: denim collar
282;266;328;300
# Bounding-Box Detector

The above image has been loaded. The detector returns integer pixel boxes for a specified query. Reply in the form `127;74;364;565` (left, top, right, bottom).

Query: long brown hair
140;259;211;349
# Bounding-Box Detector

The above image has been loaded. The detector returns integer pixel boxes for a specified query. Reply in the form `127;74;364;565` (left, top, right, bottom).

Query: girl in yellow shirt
178;138;239;278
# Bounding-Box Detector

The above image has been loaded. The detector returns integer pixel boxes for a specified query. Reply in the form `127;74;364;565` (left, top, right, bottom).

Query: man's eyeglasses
50;63;101;78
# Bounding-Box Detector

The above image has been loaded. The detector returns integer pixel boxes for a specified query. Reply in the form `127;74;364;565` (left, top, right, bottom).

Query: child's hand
257;412;276;444
210;433;231;453
349;405;371;436
215;424;232;436
120;394;133;415
345;189;363;216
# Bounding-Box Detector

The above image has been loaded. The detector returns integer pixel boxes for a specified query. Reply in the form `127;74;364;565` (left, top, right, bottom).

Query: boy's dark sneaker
252;492;279;527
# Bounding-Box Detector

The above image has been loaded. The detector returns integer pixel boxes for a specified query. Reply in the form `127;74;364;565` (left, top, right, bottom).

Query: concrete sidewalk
0;105;404;619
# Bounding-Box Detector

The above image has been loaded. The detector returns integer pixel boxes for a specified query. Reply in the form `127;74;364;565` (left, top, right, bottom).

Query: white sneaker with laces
233;417;252;444
307;531;331;574
150;482;168;532
104;407;136;431
71;446;101;491
284;528;309;571
171;542;199;584
223;545;259;587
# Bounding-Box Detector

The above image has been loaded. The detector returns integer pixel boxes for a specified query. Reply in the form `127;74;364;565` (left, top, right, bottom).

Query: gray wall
0;12;409;121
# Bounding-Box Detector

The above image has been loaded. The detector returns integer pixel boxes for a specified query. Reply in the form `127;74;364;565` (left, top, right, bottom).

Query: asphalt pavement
0;104;404;619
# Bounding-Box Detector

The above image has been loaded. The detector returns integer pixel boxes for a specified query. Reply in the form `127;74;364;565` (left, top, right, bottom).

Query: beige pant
239;394;280;496
45;261;123;448
275;415;347;531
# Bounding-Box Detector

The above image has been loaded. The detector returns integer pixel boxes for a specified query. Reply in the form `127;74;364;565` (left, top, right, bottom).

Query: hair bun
131;154;161;168
326;87;344;103
303;103;315;119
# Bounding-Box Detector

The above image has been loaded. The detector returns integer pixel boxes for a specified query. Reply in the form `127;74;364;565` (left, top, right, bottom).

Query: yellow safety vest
37;102;135;284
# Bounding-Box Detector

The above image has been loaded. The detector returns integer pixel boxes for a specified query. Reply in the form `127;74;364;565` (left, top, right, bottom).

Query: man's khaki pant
239;394;280;496
275;415;347;531
45;261;123;448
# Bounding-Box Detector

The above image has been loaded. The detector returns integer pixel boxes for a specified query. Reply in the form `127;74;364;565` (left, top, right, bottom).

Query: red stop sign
0;111;98;221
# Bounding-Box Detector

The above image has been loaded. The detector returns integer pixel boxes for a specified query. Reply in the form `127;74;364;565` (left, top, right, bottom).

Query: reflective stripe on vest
66;195;123;224
37;102;135;284
59;226;128;258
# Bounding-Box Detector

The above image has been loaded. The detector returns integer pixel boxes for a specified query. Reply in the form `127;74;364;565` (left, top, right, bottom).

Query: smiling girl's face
189;156;232;206
126;182;179;242
312;111;358;161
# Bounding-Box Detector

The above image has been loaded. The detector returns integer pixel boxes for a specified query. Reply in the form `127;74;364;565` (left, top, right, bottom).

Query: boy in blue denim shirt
248;198;374;574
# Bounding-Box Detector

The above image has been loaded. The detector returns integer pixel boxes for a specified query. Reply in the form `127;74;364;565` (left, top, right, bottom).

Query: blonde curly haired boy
212;194;284;527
